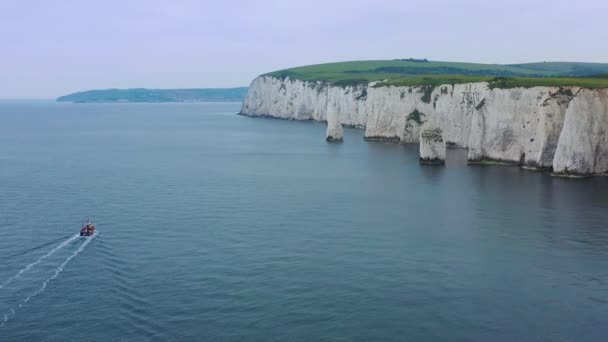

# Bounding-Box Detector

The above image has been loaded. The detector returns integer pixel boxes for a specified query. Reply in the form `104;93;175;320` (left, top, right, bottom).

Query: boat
80;219;95;236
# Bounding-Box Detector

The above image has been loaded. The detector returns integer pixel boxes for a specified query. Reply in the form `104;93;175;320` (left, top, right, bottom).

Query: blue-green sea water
1;101;607;341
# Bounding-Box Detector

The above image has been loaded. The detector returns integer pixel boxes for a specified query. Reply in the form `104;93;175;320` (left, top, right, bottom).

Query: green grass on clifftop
265;60;608;88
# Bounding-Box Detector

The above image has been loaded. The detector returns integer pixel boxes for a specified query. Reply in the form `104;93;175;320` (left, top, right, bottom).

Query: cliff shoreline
240;76;608;177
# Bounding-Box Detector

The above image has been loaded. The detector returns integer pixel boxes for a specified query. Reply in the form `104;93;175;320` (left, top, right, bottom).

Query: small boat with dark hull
80;219;95;236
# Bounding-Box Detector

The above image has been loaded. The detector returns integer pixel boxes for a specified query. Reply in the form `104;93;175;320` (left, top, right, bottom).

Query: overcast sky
1;0;607;98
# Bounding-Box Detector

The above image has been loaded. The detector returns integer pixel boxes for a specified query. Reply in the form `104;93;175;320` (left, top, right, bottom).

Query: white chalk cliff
419;124;446;164
240;76;608;176
326;110;344;142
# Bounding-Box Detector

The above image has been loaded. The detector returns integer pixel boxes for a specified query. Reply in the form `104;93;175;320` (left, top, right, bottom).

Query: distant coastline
56;87;248;103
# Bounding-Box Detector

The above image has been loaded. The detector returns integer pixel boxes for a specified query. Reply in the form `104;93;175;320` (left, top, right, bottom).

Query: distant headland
56;87;248;103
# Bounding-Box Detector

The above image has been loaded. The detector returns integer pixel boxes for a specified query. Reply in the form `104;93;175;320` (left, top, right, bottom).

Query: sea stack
419;124;446;165
326;112;344;142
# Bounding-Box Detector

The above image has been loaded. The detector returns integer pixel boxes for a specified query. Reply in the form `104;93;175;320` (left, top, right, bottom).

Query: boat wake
0;235;73;262
0;234;79;290
0;233;97;327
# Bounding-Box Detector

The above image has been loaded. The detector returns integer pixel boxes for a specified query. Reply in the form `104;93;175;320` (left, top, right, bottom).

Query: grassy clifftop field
265;59;608;88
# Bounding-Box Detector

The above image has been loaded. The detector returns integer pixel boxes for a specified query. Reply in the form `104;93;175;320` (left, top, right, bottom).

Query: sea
0;100;607;341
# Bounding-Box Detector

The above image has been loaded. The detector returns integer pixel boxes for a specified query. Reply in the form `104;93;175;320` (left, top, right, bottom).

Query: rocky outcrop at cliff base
419;124;445;165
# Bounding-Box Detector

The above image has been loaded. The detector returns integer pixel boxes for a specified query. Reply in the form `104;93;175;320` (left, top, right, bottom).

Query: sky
1;0;607;98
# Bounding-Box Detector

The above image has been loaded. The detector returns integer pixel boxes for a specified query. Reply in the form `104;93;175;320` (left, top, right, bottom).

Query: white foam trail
0;233;96;327
0;234;79;290
23;234;96;304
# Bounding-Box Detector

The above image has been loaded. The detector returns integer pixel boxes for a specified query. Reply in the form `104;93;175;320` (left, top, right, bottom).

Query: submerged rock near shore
240;76;608;177
419;124;445;164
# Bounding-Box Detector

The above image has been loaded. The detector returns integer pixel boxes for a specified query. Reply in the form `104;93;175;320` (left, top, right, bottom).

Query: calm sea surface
0;101;607;341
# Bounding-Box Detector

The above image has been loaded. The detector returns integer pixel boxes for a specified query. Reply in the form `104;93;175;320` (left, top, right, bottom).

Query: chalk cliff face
553;89;608;175
240;76;608;176
326;110;344;142
419;124;446;165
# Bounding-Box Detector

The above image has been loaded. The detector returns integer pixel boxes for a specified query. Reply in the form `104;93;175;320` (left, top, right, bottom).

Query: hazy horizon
2;0;607;98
